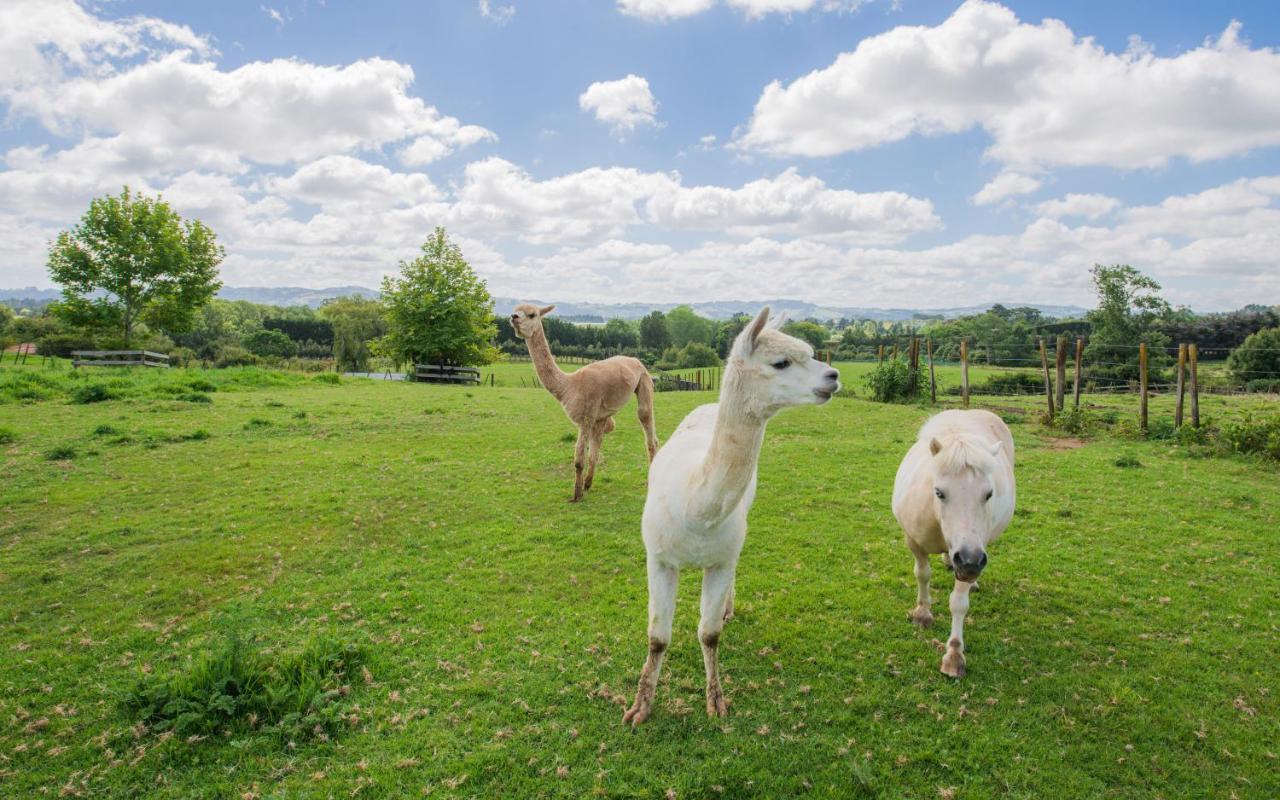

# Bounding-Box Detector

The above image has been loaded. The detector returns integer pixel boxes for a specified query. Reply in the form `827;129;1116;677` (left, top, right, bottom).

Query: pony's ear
988;440;1003;457
539;304;556;316
929;437;943;456
733;307;771;357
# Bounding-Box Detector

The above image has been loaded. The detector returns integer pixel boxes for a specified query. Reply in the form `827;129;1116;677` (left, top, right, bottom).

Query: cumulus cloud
735;0;1280;169
578;74;659;134
478;0;516;24
616;0;716;21
1036;193;1120;220
972;171;1041;206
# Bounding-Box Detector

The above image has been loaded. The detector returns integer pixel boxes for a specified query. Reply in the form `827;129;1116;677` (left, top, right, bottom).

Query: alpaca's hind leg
636;375;659;462
698;565;736;718
941;579;973;678
908;543;933;627
624;560;678;726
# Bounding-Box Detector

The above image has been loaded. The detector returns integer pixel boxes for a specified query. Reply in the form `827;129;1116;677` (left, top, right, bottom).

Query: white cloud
1036;193;1120;220
261;6;285;26
578;74;659;135
735;1;1280;170
267;155;444;208
617;0;868;21
478;0;516;24
972;171;1041;206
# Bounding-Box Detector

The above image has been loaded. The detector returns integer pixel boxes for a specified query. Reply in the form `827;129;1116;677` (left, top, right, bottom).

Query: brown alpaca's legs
699;565;735;717
624;560;678;726
636;374;659;462
571;423;590;502
584;418;608;491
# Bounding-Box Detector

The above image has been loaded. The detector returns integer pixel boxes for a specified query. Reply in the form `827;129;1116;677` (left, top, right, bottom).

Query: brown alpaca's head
510;303;555;339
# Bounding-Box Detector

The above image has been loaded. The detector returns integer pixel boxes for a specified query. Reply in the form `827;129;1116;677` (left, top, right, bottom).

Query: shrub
186;379;218;393
243;329;299;359
675;341;721;369
47;445;77;461
975;372;1043;395
0;427;16;444
1227;327;1280;385
71;383;114;404
36;333;96;358
215;345;257;368
1053;408;1091;436
1245;377;1280;394
123;629;366;741
1219;414;1280;461
1114;454;1142;468
862;359;926;403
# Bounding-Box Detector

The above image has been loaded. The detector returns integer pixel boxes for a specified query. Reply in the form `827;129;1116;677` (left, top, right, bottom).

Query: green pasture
0;363;1276;798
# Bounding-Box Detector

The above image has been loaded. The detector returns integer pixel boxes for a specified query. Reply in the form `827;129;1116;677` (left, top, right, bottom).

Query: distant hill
1;285;1088;319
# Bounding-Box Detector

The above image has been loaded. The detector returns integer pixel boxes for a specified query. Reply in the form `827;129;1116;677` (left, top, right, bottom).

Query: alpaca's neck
525;327;568;399
691;366;770;523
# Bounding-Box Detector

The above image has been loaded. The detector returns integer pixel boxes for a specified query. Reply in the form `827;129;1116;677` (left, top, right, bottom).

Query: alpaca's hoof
706;692;729;718
622;700;651;726
940;649;966;678
722;603;734;623
583;477;594;490
908;606;934;628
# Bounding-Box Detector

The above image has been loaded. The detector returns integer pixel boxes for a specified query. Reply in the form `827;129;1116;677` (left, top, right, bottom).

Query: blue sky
2;0;1279;310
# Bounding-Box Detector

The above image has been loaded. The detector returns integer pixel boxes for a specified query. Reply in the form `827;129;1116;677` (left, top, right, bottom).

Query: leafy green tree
665;305;716;348
640;310;671;350
379;228;497;366
601;318;639;350
714;314;752;358
676;341;721;368
1085;265;1171;382
1228;327;1280;385
47;187;223;346
242;329;299;359
782;320;830;350
320;295;387;371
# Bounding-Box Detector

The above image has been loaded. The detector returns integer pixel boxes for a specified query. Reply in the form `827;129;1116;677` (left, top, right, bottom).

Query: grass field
1;362;1277;798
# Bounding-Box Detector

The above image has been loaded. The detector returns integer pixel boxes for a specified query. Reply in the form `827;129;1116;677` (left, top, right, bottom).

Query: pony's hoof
940;650;966;678
909;607;934;627
622;700;651;726
706;692;729;718
722;604;735;623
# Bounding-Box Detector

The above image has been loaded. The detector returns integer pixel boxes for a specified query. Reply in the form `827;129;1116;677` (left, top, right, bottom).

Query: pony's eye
984;490;994;502
934;488;945;500
771;359;791;370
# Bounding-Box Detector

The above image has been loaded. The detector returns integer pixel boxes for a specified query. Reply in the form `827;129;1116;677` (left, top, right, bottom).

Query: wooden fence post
960;338;970;409
891;343;898;360
906;337;919;397
1189;344;1199;428
1139;342;1148;433
927;338;937;404
1039;338;1055;422
878;345;884;364
1073;338;1084;410
1054;336;1067;412
1174;343;1187;427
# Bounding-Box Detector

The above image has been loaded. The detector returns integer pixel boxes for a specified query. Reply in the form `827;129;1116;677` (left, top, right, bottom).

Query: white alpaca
892;409;1016;678
623;308;840;725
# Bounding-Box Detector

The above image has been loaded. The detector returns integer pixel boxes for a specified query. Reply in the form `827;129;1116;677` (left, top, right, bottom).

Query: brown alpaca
510;303;659;502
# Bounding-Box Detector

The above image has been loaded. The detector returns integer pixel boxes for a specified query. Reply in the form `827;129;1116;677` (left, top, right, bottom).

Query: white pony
892;409;1015;678
622;308;840;725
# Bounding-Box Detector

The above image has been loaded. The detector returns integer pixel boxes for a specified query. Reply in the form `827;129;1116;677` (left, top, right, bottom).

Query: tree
601;318;639;350
378;228;497;366
639;310;671;350
320;295;387;371
242;329;299;359
715;314;752;358
782;320;829;350
676;341;721;368
47;187;223;346
1085;265;1171;382
1228;327;1280;385
665;305;716;347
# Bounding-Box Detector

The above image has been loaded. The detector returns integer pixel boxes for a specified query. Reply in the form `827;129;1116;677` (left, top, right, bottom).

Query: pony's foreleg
698;564;736;718
941;579;973;678
908;543;933;627
624;559;678;726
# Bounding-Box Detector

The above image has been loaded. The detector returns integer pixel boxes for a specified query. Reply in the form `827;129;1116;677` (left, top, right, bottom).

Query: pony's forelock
932;435;998;477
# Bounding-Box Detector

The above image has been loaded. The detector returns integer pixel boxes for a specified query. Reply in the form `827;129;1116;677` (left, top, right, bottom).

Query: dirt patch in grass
1045;437;1086;450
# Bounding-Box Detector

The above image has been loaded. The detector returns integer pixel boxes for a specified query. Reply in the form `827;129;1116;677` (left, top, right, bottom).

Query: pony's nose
952;548;987;579
824;369;839;382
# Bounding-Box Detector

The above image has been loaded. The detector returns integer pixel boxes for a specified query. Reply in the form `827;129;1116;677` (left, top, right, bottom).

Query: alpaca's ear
539;305;556;316
929;437;943;456
988;440;1003;457
734;307;771;356
767;312;788;330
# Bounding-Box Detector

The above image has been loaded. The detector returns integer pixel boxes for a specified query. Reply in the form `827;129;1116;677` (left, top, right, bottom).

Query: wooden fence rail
72;350;169;368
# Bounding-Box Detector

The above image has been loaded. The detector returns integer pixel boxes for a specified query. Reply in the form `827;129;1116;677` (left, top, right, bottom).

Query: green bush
1244;378;1280;394
215;345;257;368
1052;408;1091;436
36;333;96;358
862;359;926;403
1220;415;1280;461
1227;327;1280;385
242;329;299;359
71;383;114;404
123;628;365;741
47;445;77;461
976;372;1043;395
675;341;721;369
1114;454;1142;468
0;427;16;444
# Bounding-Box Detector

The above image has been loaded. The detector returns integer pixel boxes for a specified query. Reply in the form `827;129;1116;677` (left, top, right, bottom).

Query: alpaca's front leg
698;565;736;718
941;579;973;678
571;425;590;502
908;545;933;627
583;420;607;491
624;560;678;726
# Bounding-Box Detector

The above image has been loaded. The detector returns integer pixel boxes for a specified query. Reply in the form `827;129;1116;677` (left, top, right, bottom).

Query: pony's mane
932;434;998;477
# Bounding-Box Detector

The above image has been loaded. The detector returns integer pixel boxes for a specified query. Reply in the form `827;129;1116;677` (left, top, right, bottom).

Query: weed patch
0;426;16;444
47;444;77;461
71;383;114;404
